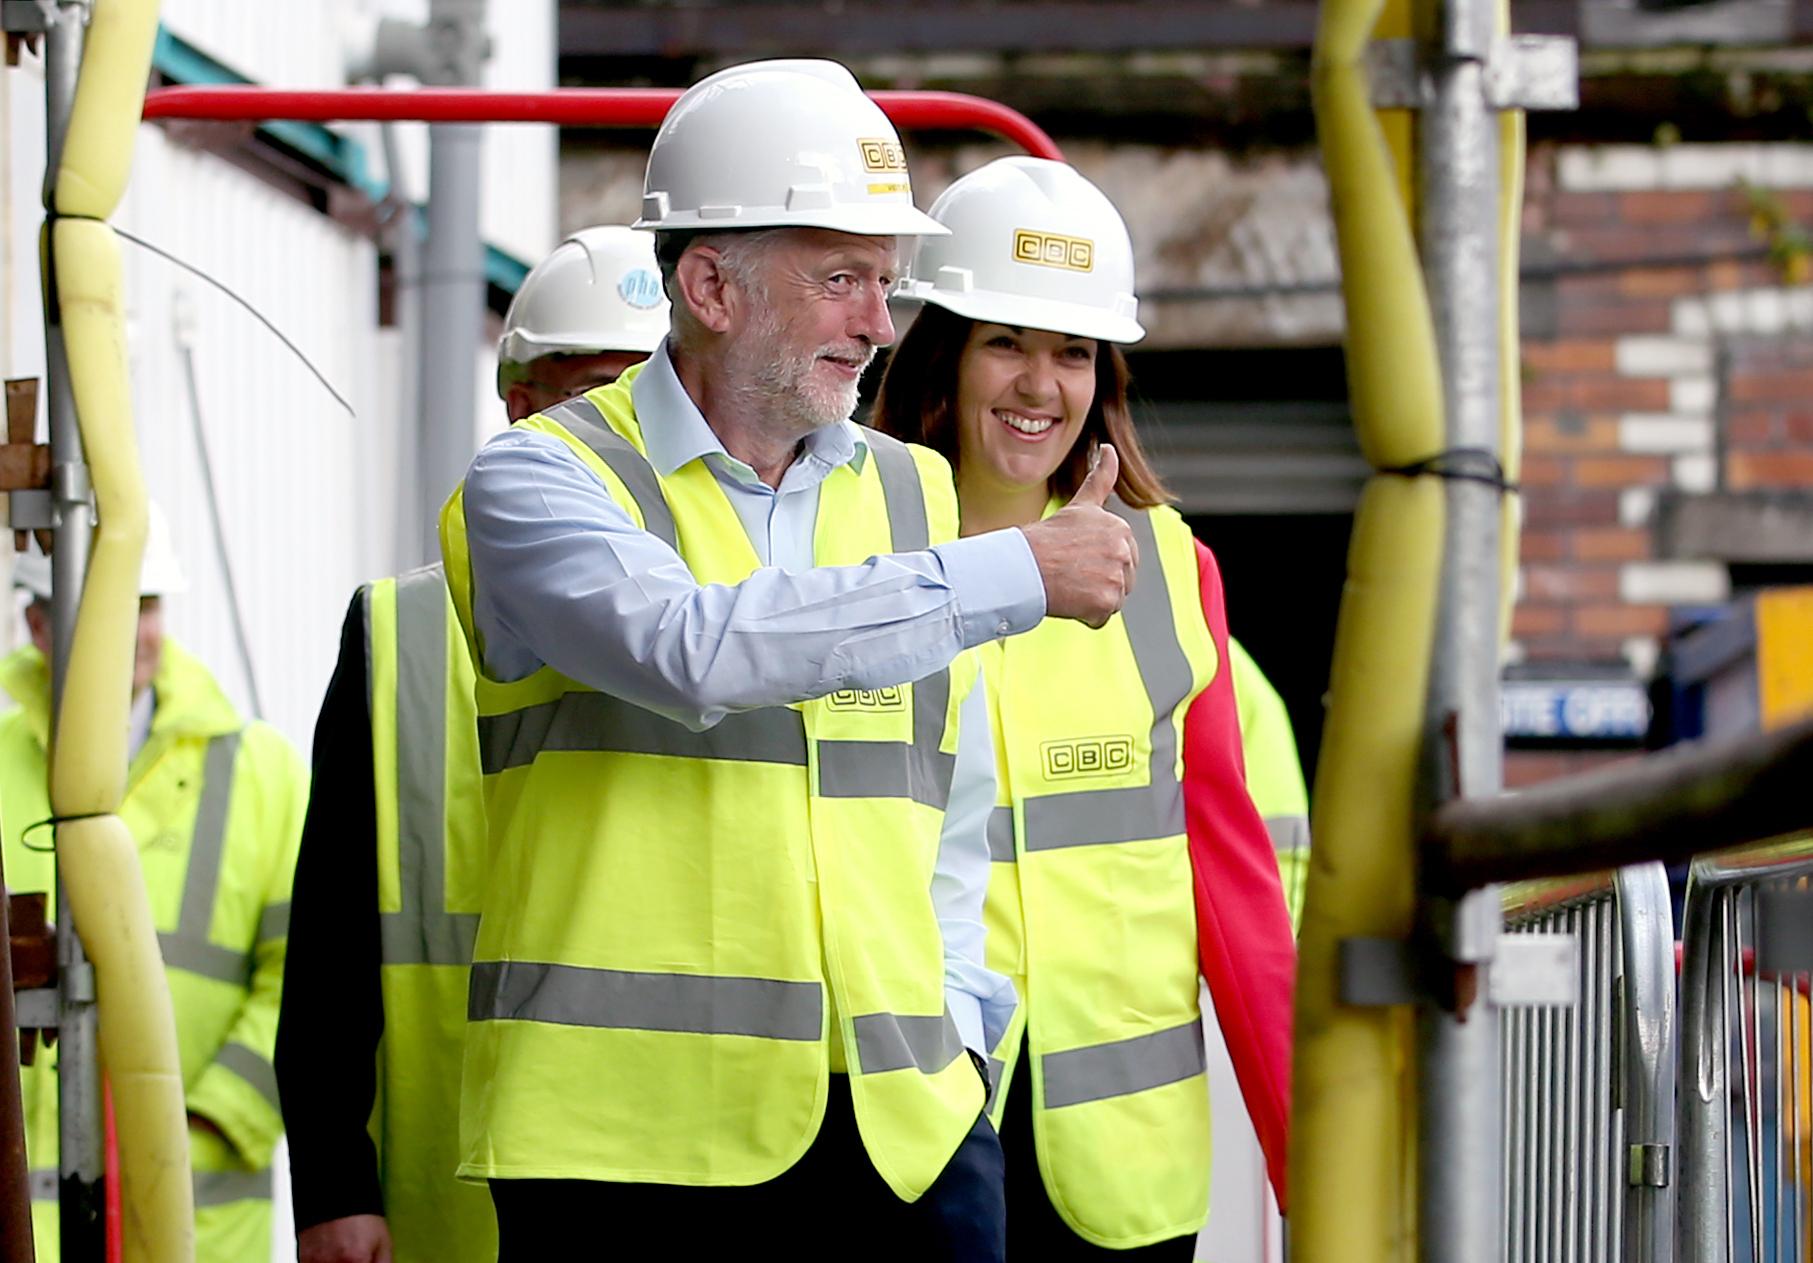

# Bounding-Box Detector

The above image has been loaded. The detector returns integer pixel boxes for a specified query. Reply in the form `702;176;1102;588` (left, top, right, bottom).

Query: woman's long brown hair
870;304;1172;509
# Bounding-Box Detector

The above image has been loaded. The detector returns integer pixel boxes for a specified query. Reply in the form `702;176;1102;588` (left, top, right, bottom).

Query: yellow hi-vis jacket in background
439;370;985;1201
0;640;306;1263
1226;637;1310;930
361;565;496;1262
981;498;1219;1250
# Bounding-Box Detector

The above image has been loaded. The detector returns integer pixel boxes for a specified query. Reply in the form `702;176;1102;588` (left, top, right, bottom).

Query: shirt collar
630;339;869;479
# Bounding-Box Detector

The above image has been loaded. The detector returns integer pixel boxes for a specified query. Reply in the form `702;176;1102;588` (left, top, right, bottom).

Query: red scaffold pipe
141;87;1065;161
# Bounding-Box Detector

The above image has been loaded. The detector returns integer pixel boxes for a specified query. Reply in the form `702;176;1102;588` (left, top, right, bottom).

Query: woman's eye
987;335;1018;350
1063;345;1095;363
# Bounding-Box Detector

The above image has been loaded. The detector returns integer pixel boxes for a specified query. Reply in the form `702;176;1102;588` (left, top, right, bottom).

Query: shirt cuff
933;529;1047;647
947;989;986;1058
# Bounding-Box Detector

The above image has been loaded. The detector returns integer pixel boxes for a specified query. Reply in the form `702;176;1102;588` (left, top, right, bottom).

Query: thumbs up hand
1018;445;1139;629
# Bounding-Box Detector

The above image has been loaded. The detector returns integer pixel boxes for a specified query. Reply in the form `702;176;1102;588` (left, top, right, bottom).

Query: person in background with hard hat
441;60;1138;1261
1226;638;1311;928
872;156;1295;1258
1;504;307;1263
274;226;667;1263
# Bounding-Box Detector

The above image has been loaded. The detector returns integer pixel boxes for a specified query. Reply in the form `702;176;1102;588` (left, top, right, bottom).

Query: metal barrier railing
1679;836;1813;1263
1500;862;1677;1263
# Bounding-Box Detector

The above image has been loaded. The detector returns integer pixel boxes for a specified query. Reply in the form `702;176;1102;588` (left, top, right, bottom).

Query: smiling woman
872;156;1297;1261
872;304;1166;535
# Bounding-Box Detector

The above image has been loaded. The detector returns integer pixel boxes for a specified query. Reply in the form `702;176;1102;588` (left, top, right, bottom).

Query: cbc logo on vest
1041;735;1136;780
826;686;907;712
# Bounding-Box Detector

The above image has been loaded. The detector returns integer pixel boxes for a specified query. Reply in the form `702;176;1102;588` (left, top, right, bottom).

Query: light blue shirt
462;342;1042;1056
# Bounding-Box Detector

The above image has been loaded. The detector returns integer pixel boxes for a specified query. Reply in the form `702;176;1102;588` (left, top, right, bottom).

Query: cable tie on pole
20;812;110;853
1380;447;1519;494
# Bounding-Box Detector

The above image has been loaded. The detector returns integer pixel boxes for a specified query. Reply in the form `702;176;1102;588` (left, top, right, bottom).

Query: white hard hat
13;501;188;600
496;226;670;391
634;59;948;239
898;157;1145;345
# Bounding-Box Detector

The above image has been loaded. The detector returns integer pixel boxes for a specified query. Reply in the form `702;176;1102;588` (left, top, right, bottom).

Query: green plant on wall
1740;180;1813;284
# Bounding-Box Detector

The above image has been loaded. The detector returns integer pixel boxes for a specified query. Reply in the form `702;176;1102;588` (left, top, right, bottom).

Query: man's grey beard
726;292;872;433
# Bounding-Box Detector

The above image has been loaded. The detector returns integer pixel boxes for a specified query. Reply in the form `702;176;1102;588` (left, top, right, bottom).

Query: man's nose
852;280;895;347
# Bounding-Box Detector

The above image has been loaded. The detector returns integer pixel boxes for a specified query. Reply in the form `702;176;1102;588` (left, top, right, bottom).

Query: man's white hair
659;229;791;350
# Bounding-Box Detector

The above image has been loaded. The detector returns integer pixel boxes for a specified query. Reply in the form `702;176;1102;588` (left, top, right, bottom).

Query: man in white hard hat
494;224;670;423
1;505;308;1263
275;227;667;1263
439;60;1138;1260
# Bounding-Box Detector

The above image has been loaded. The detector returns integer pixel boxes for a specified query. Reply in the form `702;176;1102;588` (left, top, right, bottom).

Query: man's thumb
1071;444;1119;507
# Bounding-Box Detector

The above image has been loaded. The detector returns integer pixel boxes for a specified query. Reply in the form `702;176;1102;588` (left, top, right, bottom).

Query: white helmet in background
898;157;1144;345
634;59;949;239
495;226;669;396
13;501;189;600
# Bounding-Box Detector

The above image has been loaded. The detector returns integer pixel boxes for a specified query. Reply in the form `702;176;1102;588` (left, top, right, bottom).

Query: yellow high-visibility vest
0;641;305;1263
362;566;496;1262
438;367;984;1201
981;499;1219;1249
1227;637;1310;930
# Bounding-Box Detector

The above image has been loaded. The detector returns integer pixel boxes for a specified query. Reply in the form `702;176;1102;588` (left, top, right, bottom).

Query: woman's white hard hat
898;156;1144;345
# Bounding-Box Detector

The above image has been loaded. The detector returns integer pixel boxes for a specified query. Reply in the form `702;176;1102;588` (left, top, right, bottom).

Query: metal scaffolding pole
41;2;105;1257
415;117;482;561
1414;0;1506;1252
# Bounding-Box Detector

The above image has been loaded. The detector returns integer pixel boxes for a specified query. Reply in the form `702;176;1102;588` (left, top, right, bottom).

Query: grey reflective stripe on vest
1020;504;1192;854
257;902;290;942
158;732;251;986
377;566;479;967
860;427;929;553
36;1166;272;1207
853;1008;965;1076
479;690;807;775
193;1168;274;1207
1040;1018;1207;1110
469;960;824;1042
817;428;957;812
545;397;679;550
1267;815;1310;854
986;806;1016;863
216;1040;281;1110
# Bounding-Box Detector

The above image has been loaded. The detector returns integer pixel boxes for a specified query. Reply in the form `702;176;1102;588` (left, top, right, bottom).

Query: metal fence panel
1501;862;1676;1263
1679;838;1813;1263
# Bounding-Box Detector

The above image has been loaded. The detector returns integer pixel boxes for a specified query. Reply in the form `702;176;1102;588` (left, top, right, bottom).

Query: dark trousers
1001;1043;1199;1261
492;1074;1005;1261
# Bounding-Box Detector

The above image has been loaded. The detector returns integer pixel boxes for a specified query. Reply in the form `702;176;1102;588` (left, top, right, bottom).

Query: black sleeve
276;590;385;1231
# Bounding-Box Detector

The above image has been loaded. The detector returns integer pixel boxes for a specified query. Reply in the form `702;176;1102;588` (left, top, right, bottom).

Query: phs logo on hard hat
1014;229;1095;273
617;268;664;311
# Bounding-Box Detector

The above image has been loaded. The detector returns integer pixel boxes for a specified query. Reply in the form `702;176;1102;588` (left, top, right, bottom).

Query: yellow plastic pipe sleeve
45;0;193;1258
52;0;160;221
1293;0;1446;1252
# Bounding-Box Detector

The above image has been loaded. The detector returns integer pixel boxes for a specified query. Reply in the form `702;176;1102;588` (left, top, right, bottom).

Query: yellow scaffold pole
42;0;192;1257
1293;0;1552;1245
1291;0;1444;1250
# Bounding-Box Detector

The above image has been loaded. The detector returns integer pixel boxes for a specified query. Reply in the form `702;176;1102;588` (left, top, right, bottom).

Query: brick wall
1515;142;1813;684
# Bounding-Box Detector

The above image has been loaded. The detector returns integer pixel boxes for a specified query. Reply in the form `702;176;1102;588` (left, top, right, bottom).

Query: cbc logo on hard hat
858;139;907;174
618;268;664;311
1014;229;1095;274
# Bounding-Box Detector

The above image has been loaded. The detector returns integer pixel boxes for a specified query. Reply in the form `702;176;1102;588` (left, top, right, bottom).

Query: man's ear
674;245;738;335
503;381;540;424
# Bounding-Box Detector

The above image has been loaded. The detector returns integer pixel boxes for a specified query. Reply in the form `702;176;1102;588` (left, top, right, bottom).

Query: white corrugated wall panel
479;0;558;266
117;126;399;750
160;0;349;85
